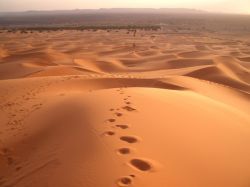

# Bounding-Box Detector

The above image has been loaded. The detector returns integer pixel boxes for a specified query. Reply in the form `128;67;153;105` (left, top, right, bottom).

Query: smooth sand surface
0;30;249;187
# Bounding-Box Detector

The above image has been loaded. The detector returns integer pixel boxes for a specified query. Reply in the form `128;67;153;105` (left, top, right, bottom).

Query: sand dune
0;30;249;187
185;66;250;92
177;51;211;58
213;56;250;84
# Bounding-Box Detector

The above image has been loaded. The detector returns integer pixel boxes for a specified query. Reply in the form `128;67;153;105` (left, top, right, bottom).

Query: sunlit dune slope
0;29;249;187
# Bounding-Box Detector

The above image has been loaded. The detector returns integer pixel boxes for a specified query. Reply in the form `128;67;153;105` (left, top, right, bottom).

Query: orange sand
0;30;249;187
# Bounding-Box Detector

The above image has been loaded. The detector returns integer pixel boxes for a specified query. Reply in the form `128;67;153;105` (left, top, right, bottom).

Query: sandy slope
0;30;250;187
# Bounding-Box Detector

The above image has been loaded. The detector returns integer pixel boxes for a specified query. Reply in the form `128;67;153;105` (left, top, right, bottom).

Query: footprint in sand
129;158;153;172
15;166;22;171
103;131;115;136
117;148;131;155
120;136;138;143
1;148;14;165
107;118;116;123
7;157;14;165
115;112;123;117
125;102;131;105
116;124;129;129
1;148;11;155
117;176;133;186
122;106;136;112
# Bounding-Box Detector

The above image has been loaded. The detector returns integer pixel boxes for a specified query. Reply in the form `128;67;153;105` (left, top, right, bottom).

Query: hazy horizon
0;0;250;15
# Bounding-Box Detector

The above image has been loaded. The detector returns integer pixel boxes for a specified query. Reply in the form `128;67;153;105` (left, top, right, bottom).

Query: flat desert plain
0;29;250;187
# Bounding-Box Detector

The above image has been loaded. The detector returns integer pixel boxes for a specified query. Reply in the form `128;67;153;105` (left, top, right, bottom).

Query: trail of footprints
103;88;158;186
0;77;158;186
0;79;65;186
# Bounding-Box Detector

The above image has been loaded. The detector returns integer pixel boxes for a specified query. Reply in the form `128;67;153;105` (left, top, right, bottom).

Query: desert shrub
3;25;161;33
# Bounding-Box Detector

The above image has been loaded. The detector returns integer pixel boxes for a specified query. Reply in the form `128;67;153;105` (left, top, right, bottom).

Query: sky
0;0;250;14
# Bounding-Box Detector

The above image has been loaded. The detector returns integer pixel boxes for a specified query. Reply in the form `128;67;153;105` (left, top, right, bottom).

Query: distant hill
0;8;206;16
94;8;205;14
0;8;249;33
